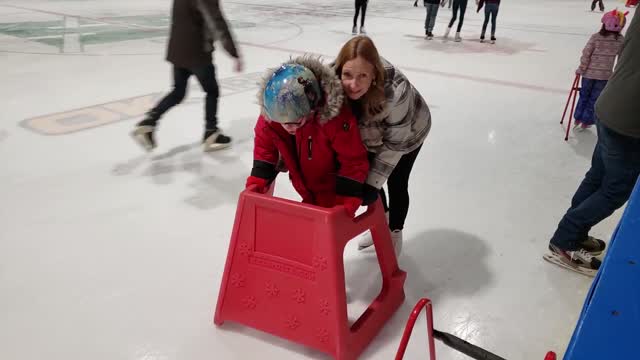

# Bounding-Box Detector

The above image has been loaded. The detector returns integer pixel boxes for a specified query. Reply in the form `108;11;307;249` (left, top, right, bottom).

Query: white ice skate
131;125;156;152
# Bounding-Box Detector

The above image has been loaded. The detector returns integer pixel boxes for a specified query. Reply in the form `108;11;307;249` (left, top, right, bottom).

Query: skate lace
571;249;593;262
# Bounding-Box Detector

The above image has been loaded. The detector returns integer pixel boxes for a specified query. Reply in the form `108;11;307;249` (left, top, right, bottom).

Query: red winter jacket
250;57;369;207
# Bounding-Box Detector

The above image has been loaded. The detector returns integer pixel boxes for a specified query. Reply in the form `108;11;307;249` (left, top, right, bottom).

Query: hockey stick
433;329;506;360
396;298;506;360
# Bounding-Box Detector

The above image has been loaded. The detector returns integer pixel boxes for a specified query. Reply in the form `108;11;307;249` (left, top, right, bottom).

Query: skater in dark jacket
131;0;243;152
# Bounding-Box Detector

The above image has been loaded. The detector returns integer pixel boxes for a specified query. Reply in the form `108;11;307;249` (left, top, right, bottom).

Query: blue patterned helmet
263;64;323;124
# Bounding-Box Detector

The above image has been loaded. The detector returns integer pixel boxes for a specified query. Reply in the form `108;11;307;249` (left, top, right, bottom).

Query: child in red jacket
246;57;369;218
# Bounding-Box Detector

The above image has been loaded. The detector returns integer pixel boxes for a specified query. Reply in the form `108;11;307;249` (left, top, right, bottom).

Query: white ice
1;0;636;359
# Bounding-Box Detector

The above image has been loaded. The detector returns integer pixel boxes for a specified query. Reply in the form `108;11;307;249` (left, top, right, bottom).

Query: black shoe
490;36;496;44
203;129;232;152
480;34;485;42
131;117;157;152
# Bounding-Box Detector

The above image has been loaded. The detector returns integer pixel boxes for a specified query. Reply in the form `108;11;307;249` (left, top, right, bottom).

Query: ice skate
203;129;232;152
131;118;157;152
543;244;601;277
443;26;451;40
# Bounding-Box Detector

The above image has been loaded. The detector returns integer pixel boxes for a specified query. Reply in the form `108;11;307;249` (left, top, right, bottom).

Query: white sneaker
357;212;389;250
443;27;451;39
359;26;366;34
454;32;462;42
391;230;403;257
352;26;357;35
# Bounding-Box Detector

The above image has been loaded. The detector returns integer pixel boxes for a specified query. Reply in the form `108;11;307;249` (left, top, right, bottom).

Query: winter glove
361;183;380;206
440;0;448;7
246;176;269;193
336;195;362;218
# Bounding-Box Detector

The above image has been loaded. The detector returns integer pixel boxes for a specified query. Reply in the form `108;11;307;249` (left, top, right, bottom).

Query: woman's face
341;56;375;100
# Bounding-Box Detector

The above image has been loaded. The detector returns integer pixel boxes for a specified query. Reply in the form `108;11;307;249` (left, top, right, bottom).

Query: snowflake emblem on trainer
230;273;246;288
317;328;329;343
313;256;328;271
265;282;279;297
285;315;300;330
238;243;252;256
319;300;330;315
292;289;306;303
242;296;257;310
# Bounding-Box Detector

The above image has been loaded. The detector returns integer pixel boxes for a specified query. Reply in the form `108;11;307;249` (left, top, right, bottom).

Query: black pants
354;0;368;28
591;0;604;10
149;64;220;131
448;0;468;32
379;145;423;231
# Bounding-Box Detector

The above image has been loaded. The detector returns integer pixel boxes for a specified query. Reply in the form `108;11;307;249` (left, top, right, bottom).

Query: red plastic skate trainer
214;186;407;360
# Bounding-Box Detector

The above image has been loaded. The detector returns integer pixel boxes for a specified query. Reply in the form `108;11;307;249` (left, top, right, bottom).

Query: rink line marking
20;72;263;136
238;41;567;95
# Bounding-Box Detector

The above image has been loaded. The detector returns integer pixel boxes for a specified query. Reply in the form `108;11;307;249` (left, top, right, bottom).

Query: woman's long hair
334;36;387;118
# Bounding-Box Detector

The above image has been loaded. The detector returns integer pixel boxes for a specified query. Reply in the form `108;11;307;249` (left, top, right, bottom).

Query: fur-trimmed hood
257;55;344;124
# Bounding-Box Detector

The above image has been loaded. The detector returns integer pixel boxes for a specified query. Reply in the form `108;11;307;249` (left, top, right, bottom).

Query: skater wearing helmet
247;57;369;218
544;10;640;277
573;9;627;131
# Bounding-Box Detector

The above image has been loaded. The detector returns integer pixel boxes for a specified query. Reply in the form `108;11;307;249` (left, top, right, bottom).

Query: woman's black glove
362;183;380;206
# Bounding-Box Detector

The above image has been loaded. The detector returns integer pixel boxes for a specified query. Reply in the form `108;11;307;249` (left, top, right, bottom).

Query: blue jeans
481;3;499;37
574;78;608;126
550;120;640;250
425;4;440;32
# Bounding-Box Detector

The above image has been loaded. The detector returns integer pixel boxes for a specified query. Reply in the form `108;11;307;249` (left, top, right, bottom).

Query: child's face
282;113;312;134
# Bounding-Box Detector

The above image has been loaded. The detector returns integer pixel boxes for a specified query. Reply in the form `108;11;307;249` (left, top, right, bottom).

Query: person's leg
360;0;367;27
490;4;499;37
353;0;361;28
191;63;220;132
550;121;640;251
582;80;607;127
456;0;467;32
386;145;423;231
574;77;595;123
147;66;191;123
448;0;460;28
481;5;490;38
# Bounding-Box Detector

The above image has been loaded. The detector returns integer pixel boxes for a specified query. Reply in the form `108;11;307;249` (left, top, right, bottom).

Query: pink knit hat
602;9;629;32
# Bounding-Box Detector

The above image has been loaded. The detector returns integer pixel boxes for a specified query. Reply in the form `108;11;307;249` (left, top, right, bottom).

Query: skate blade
543;253;597;277
203;143;231;152
130;132;154;152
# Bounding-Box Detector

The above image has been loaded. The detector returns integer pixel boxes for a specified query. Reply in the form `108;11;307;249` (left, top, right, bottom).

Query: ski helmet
262;63;323;124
